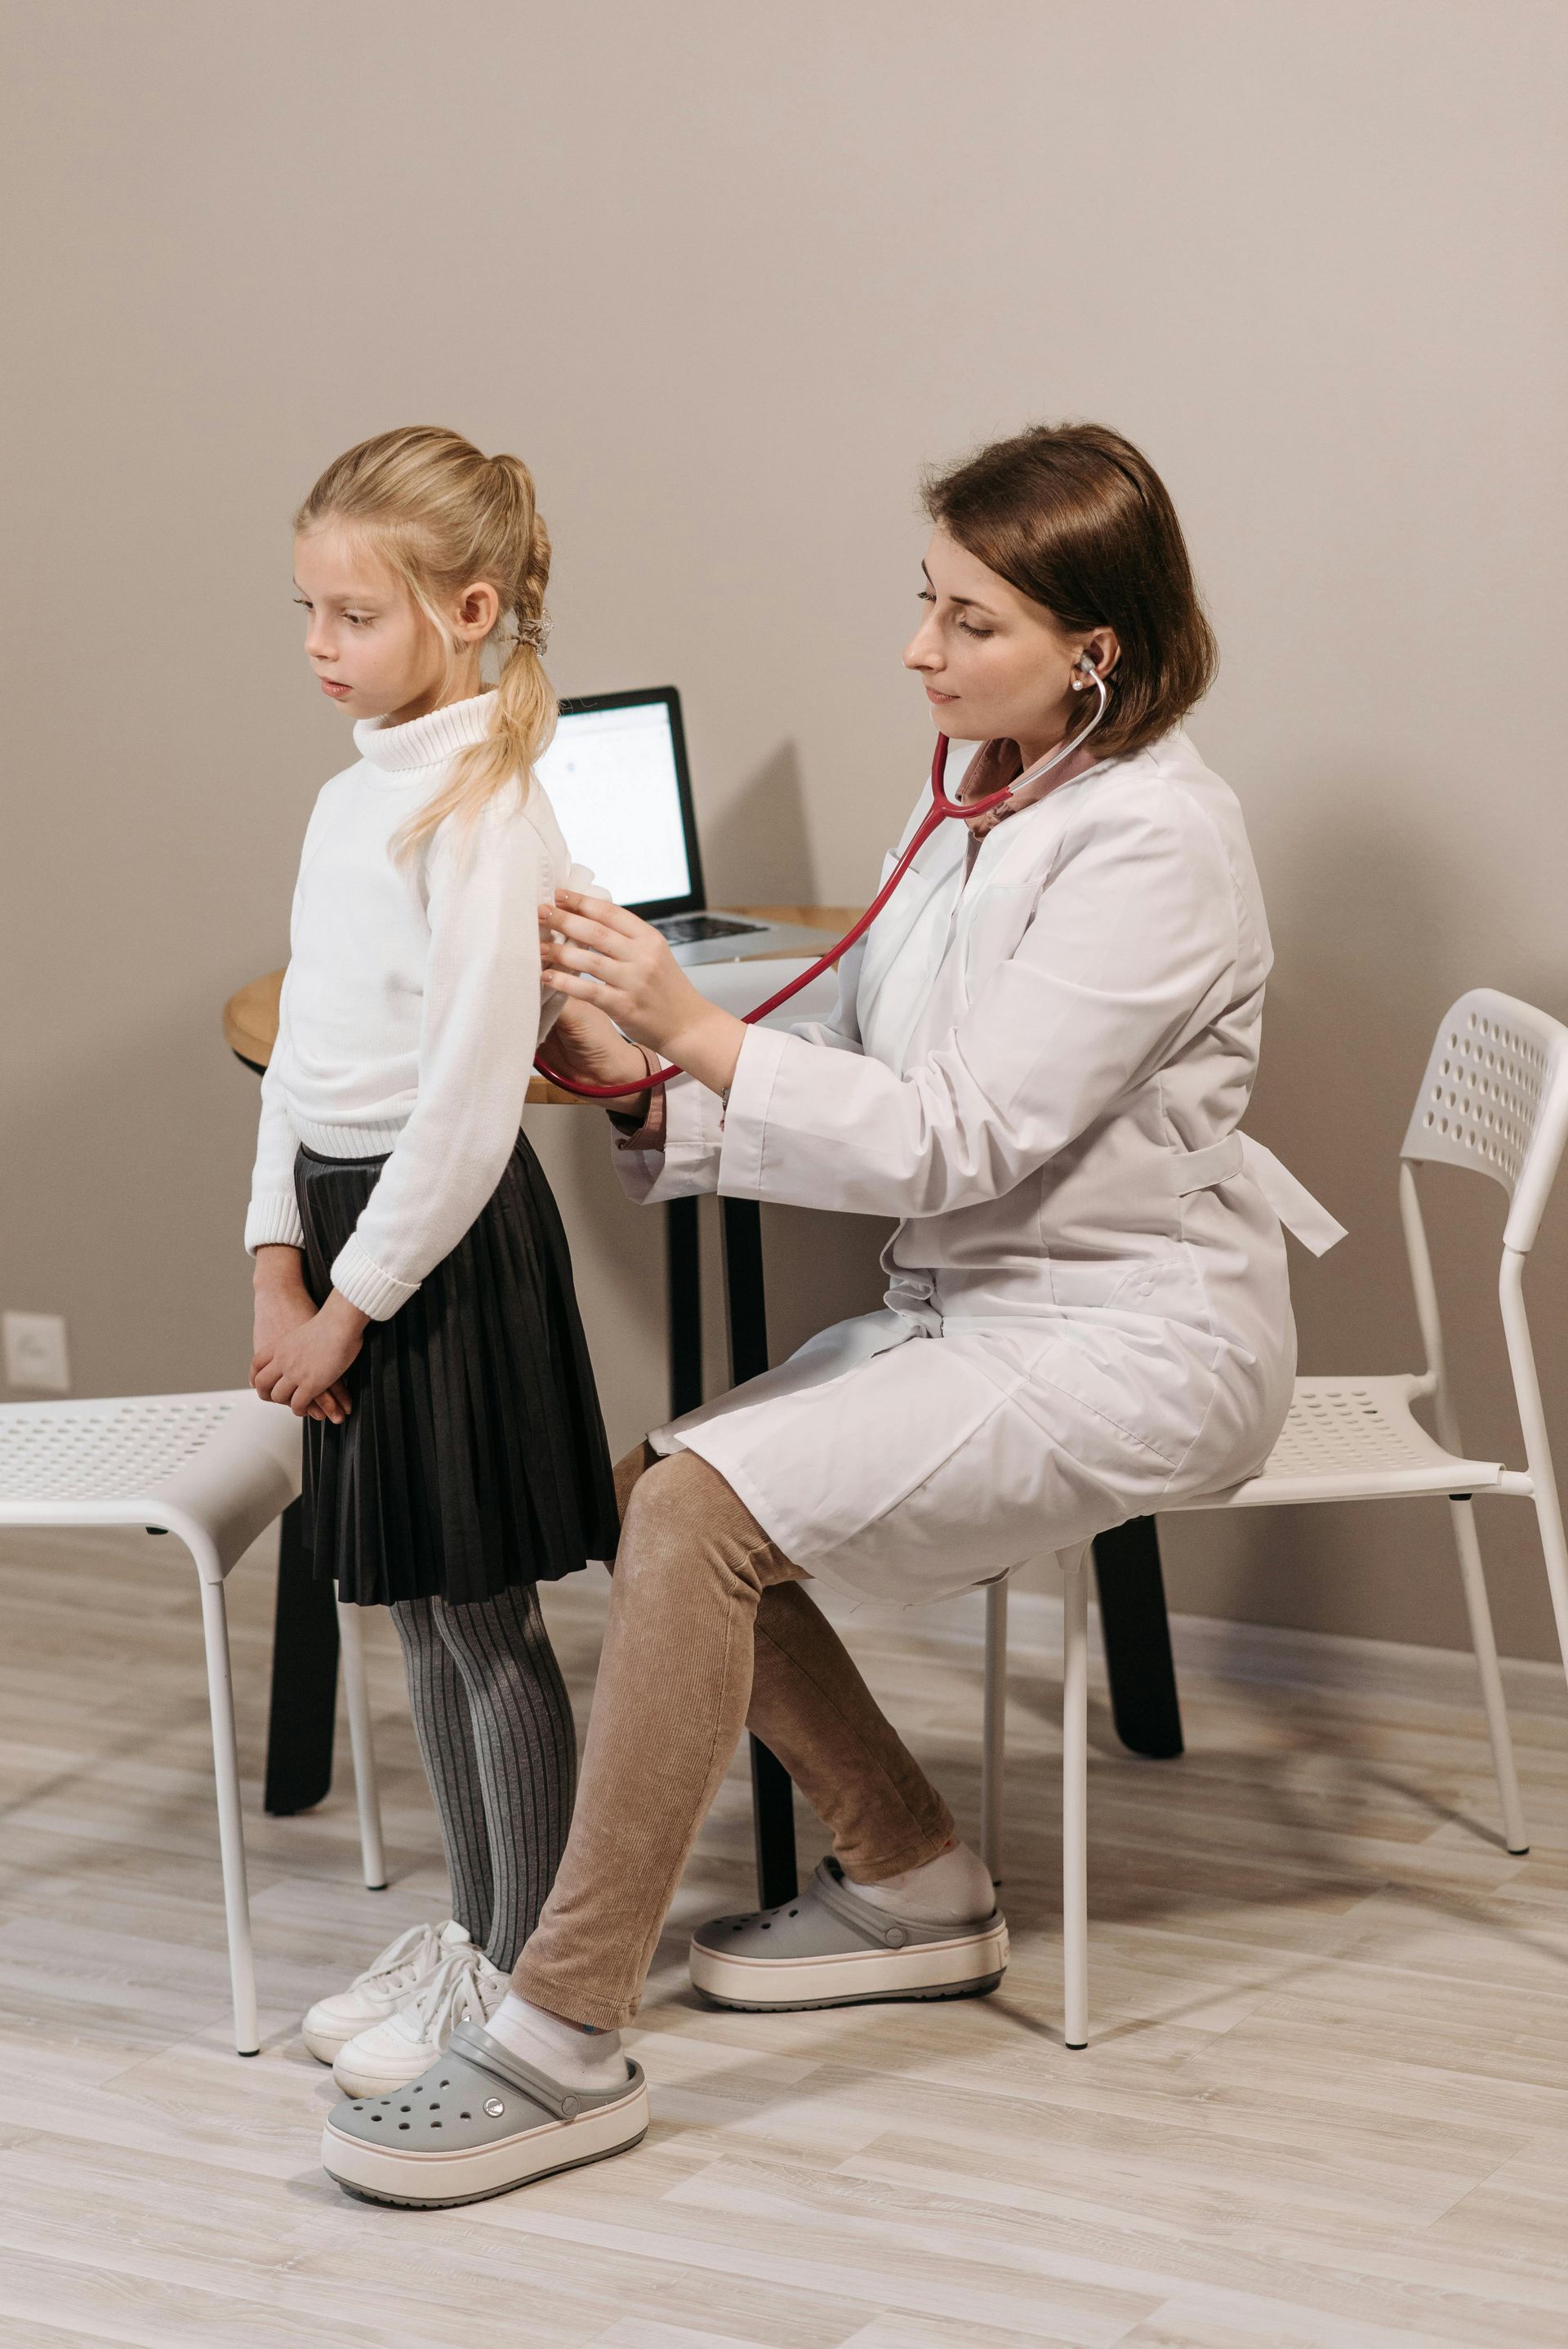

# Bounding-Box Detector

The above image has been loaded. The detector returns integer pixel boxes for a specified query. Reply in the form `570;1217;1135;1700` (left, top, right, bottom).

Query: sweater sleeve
328;803;550;1320
243;960;306;1252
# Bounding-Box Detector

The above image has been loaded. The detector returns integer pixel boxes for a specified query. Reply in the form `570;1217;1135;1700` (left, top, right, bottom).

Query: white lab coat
614;725;1327;1606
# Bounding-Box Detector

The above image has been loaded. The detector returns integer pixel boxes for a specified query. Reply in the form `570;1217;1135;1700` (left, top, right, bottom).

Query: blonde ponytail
294;427;557;862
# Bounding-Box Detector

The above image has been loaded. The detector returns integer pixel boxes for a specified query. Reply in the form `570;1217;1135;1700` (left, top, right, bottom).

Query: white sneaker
301;1919;474;2065
331;1946;510;2098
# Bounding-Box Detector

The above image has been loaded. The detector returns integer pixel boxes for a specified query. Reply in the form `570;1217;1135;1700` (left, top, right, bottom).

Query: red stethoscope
533;657;1110;1100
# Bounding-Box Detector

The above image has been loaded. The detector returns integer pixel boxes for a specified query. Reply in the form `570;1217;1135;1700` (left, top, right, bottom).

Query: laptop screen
533;689;702;916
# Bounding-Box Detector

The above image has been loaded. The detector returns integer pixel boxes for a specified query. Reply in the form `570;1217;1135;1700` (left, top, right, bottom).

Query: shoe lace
352;1920;443;1995
474;1955;510;2008
399;1947;487;2042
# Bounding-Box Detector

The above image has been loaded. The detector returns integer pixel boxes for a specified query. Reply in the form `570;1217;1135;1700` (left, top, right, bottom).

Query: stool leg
982;1577;1009;1883
1448;1498;1528;1855
1061;1546;1089;2052
337;1599;388;1891
198;1572;259;2057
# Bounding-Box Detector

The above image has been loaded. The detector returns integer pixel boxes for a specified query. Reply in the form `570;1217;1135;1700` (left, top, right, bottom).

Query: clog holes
371;2115;383;2124
440;2079;450;2088
789;1908;799;1916
430;2103;439;2111
399;2123;410;2131
761;1921;772;1930
399;2105;411;2112
461;2111;471;2120
431;2121;442;2128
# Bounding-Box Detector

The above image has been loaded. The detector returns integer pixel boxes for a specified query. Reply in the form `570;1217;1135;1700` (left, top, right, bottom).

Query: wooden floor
4;1529;1568;2347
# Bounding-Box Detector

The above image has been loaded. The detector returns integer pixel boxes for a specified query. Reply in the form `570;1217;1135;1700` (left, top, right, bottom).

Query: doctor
321;421;1327;2207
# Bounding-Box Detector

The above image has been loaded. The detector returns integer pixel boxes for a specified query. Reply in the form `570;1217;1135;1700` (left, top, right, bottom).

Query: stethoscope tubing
533;669;1109;1100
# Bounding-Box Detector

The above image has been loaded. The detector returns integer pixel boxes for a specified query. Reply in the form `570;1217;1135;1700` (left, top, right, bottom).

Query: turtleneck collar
354;692;497;773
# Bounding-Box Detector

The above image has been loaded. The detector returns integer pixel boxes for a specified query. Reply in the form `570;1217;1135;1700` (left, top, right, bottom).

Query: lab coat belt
1176;1134;1348;1258
1175;1135;1246;1194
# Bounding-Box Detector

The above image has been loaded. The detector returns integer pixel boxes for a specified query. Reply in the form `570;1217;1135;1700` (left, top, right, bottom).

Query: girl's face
293;527;447;724
903;528;1117;760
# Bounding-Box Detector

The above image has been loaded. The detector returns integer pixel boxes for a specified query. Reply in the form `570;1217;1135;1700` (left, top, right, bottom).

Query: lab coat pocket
803;1331;1023;1549
1000;1322;1194;1473
665;1316;1009;1562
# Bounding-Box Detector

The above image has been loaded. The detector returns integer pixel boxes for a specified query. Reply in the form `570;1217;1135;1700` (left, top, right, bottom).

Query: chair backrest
1401;988;1568;1253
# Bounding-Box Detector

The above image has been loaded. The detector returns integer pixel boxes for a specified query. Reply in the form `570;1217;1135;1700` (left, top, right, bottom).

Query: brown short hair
922;422;1218;760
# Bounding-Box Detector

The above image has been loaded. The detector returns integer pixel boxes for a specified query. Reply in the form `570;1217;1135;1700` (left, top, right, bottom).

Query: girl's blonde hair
295;426;555;861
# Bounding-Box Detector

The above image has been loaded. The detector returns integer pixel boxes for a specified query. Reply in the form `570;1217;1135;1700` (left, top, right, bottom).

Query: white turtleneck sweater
245;693;575;1321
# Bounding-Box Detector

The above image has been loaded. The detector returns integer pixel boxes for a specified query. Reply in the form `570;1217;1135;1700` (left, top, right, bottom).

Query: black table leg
751;1732;802;1907
1092;1516;1184;1759
666;1197;703;1417
720;1197;800;1905
719;1199;769;1384
263;1496;340;1814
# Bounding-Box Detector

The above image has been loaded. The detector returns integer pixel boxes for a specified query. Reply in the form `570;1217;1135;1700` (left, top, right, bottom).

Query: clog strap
808;1859;929;1950
448;2021;599;2122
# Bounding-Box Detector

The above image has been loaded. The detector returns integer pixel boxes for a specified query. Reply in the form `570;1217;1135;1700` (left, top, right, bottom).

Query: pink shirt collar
960;735;1107;846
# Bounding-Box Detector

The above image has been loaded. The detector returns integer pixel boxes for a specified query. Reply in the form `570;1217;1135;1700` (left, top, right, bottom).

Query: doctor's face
904;528;1097;759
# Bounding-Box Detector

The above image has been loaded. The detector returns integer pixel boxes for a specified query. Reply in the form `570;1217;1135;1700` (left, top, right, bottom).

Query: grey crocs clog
320;2019;648;2208
688;1856;1009;2012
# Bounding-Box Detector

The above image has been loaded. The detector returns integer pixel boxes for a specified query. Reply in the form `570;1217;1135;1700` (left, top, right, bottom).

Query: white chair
0;1388;386;2054
982;988;1568;2051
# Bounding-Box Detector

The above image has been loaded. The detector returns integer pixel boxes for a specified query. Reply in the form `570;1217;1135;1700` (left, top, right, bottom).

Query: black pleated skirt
294;1134;620;1607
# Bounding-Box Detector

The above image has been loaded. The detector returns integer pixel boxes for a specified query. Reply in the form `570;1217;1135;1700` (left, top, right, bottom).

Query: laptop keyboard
653;912;768;945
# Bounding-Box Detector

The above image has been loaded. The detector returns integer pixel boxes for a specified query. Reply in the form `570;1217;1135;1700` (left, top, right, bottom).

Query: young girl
246;426;618;2099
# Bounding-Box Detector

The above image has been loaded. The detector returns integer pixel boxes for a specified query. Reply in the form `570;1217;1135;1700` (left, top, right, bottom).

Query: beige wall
3;0;1566;1656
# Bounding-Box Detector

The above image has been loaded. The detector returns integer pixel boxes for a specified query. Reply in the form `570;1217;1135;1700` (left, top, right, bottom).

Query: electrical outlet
3;1312;71;1392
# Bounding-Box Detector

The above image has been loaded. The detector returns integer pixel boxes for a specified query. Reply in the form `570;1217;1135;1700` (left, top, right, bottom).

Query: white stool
983;987;1568;2050
0;1388;385;2054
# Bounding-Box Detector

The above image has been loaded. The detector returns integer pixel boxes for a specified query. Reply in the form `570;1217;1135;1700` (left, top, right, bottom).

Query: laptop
533;686;835;965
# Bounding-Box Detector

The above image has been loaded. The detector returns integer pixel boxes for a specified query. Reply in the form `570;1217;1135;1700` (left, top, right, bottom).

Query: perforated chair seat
0;1388;301;1577
1165;1376;1505;1511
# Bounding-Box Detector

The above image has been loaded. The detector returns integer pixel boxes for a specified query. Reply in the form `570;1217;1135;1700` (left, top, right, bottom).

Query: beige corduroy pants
514;1442;956;2028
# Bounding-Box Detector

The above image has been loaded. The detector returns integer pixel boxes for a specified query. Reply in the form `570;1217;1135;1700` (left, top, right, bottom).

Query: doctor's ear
1071;633;1120;688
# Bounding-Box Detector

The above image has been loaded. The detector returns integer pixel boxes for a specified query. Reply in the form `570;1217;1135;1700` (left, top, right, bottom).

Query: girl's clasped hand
250;1250;363;1422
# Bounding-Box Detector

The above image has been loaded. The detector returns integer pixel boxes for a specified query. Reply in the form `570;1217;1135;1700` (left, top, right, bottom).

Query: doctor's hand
539;893;746;1097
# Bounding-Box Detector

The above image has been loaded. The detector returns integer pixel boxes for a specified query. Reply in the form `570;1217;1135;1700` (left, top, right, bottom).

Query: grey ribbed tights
390;1585;577;1972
